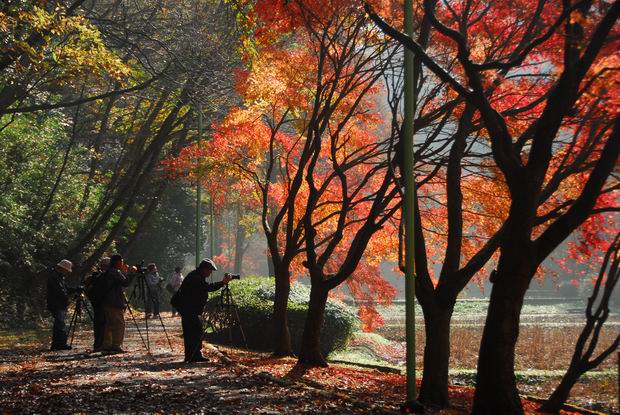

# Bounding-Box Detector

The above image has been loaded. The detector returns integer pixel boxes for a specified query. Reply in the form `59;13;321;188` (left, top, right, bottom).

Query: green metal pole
196;104;203;268
209;195;215;258
403;0;418;406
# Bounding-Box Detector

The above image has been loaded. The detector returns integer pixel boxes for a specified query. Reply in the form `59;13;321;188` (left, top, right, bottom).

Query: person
84;257;109;352
101;254;132;353
168;266;184;316
46;259;74;351
171;258;231;362
145;263;163;318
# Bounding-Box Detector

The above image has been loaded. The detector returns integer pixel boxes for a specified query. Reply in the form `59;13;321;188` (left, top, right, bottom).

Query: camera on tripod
224;273;240;281
134;261;147;275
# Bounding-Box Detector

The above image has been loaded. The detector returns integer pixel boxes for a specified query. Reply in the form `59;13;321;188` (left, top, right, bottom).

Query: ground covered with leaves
0;315;610;414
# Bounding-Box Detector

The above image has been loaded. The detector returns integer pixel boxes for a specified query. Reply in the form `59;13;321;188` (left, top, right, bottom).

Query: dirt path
0;314;612;414
0;315;394;414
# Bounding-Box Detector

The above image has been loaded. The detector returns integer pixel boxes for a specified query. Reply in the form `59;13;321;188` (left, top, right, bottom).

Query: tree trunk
298;283;329;367
267;253;275;277
233;204;245;275
539;367;582;413
272;266;294;356
472;264;530;415
418;299;454;408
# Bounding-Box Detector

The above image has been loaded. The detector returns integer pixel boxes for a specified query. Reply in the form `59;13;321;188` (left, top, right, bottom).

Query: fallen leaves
0;318;601;414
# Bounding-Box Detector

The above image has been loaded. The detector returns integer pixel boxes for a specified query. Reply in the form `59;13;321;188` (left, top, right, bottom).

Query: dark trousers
50;309;68;347
181;312;203;361
92;303;106;349
146;287;160;316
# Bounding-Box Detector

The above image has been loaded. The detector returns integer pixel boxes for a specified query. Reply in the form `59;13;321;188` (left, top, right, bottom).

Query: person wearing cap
171;258;232;362
145;263;163;319
101;254;133;353
46;259;74;351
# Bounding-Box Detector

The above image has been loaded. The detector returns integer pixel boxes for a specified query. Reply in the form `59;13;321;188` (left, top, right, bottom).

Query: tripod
122;293;149;352
128;273;173;352
197;283;248;355
67;289;93;347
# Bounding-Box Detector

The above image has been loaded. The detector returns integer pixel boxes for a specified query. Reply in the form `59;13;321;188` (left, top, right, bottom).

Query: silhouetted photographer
170;258;233;362
46;259;75;351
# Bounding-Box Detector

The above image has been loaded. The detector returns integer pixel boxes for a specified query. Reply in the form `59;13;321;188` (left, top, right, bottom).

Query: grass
333;301;620;413
0;328;49;348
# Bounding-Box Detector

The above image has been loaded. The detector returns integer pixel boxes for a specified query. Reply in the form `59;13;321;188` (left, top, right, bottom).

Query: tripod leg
144;298;150;353
232;307;248;351
123;296;149;352
156;313;174;351
228;294;248;350
68;305;79;346
83;301;94;322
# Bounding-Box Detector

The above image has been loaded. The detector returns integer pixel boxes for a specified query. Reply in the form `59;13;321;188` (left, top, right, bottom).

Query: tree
541;232;620;413
367;0;620;413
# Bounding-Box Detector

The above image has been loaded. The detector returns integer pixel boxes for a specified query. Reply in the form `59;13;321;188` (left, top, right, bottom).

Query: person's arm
205;281;225;292
205;274;232;292
111;269;131;287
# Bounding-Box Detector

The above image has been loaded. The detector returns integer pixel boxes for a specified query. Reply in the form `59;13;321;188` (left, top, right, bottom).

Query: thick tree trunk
472;261;531;415
272;266;294;357
418;300;454;408
298;284;329;367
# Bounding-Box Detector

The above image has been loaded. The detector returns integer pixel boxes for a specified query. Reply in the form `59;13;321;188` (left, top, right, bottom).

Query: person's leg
102;307;115;350
145;289;153;316
117;309;126;348
153;292;160;316
185;313;204;361
181;313;192;360
93;304;106;350
51;309;69;348
109;308;125;350
50;309;61;348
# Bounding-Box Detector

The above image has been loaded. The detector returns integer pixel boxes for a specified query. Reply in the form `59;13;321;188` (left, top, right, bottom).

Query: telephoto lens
225;273;241;280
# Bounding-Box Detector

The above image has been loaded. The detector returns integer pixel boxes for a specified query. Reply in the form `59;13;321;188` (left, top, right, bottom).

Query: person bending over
171;258;231;362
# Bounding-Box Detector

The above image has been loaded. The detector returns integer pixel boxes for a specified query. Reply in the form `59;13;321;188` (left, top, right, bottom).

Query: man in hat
171;258;231;362
46;259;74;350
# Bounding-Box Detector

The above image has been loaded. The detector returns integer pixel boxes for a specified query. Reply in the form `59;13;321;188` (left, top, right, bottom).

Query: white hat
199;258;217;271
56;259;73;273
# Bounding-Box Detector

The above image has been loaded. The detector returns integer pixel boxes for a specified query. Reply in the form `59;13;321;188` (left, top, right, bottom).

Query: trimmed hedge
204;276;359;357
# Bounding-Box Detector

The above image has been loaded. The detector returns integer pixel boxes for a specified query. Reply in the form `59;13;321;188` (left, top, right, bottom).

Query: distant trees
0;0;242;324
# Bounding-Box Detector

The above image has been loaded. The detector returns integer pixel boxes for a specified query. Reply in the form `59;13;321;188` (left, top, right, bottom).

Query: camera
224;273;241;280
134;260;147;275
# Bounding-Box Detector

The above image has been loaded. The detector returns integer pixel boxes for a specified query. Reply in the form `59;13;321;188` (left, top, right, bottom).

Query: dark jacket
102;268;131;309
173;269;224;315
46;268;69;311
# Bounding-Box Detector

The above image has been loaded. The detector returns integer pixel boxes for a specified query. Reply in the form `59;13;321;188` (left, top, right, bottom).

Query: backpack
86;271;108;305
170;288;184;311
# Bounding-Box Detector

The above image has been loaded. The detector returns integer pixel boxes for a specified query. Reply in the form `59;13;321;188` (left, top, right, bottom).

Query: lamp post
403;0;423;412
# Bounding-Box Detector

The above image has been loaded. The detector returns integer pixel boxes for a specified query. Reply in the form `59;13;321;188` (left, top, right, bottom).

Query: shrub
204;276;359;356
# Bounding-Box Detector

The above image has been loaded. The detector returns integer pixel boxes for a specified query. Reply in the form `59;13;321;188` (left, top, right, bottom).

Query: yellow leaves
3;4;131;82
